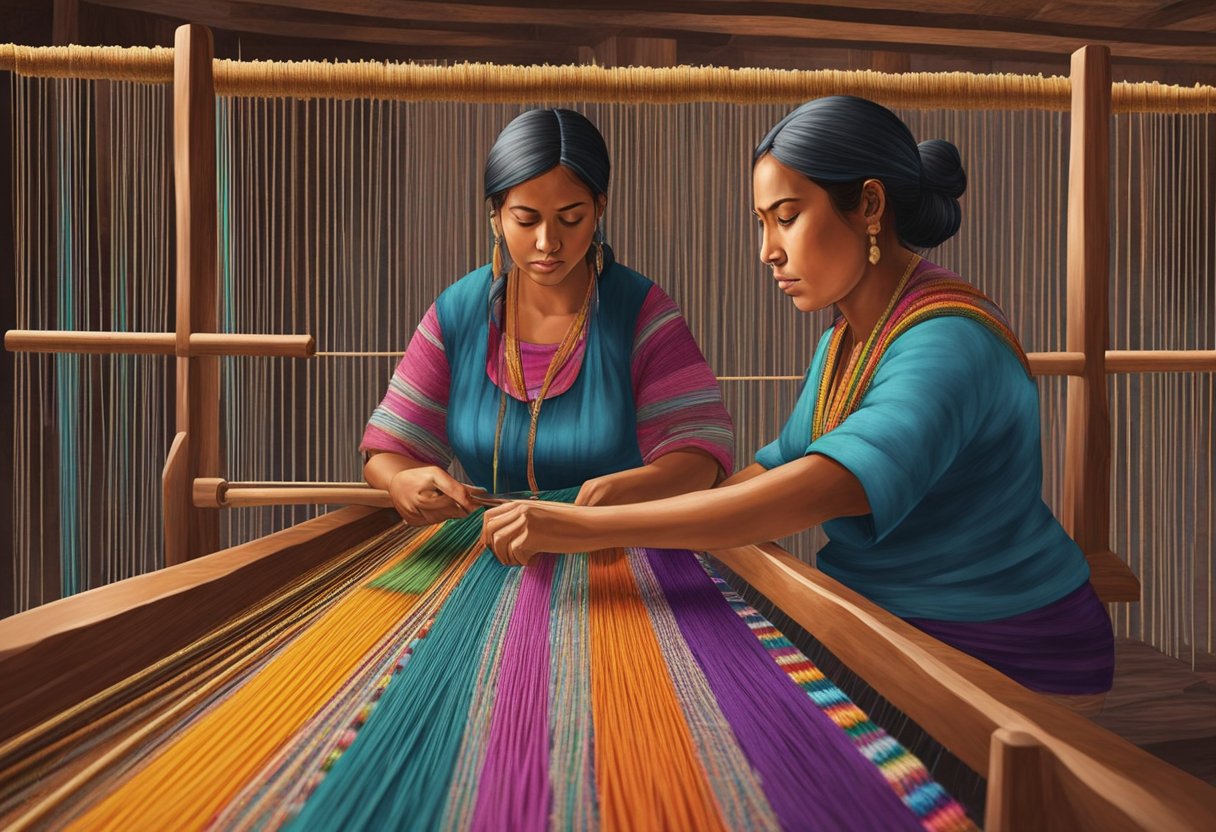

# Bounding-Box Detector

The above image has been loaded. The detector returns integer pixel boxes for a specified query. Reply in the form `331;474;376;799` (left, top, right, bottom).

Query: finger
491;514;528;565
428;470;478;513
416;492;467;518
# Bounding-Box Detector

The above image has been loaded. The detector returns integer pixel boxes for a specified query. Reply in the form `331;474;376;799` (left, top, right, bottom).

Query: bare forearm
583;455;869;551
717;461;767;488
589;449;721;505
363;451;435;491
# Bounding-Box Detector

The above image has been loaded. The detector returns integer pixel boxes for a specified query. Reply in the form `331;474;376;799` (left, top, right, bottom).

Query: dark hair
754;95;966;248
484;108;611;211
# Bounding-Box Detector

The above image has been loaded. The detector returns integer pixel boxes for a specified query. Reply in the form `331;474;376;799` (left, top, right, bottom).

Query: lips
530;259;564;273
775;275;799;292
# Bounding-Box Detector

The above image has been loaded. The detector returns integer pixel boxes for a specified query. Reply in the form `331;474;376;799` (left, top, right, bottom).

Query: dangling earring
490;214;503;276
867;222;881;265
594;223;605;276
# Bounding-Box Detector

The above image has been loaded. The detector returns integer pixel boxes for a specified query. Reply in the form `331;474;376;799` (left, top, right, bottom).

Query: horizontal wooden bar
1;44;1213;112
188;333;315;357
712;541;1216;830
1105;350;1216;373
4;330;314;357
192;478;391;508
1028;351;1086;375
4;330;175;354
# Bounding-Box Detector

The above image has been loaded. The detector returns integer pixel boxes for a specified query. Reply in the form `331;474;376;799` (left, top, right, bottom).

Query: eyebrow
510;202;587;213
754;197;801;215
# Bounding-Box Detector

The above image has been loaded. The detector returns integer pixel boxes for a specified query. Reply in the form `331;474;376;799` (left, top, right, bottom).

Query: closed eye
777;214;799;227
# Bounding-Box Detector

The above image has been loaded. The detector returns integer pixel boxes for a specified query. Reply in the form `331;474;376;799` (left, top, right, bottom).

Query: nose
535;222;560;255
759;228;784;269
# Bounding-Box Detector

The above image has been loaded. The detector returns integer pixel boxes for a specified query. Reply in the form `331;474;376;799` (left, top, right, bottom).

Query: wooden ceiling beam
86;0;593;49
1131;0;1215;30
140;0;1216;63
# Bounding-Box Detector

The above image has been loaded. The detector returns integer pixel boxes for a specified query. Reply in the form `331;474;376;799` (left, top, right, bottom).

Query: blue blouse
757;316;1091;621
435;260;651;492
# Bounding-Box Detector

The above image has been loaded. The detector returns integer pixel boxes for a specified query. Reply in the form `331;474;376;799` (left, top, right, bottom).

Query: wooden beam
1062;45;1121;601
582;36;678;67
52;0;78;46
169;23;221;563
1131;0;1215;30
713;542;1216;830
110;0;1216;64
0;506;396;743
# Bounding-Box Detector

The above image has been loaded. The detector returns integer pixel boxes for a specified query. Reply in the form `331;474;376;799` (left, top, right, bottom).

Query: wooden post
985;729;1055;830
1062;46;1138;602
164;24;220;565
580;36;677;67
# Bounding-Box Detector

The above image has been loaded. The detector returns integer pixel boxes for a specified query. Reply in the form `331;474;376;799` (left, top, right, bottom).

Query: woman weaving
296;104;959;831
483;95;1116;700
360;107;734;518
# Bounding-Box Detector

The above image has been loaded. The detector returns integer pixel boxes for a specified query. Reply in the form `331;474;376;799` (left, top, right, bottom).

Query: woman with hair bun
483;96;1114;702
361;108;733;522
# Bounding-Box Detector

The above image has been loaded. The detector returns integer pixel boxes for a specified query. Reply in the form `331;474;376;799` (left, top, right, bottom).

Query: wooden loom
2;23;1216;830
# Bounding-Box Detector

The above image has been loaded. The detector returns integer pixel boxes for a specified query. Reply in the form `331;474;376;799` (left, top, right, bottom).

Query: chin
789;293;825;313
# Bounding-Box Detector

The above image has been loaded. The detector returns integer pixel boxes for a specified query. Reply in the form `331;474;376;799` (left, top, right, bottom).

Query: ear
488;210;501;238
595;193;608;222
859;179;887;228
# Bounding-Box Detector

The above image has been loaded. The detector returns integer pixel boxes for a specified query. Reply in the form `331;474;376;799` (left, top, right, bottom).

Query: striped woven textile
21;495;974;832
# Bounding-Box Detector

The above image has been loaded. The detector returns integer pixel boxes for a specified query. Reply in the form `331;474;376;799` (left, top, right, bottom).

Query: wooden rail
5;330;315;357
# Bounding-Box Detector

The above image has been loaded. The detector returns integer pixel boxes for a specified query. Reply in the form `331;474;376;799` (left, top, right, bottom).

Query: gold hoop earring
867;223;881;266
594;240;604;276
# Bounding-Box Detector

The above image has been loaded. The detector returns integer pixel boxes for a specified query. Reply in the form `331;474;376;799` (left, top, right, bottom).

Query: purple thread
469;556;556;832
645;549;923;832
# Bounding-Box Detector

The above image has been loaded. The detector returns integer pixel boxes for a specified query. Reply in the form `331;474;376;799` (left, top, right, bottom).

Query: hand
388;466;481;526
480;500;601;566
574;474;619;506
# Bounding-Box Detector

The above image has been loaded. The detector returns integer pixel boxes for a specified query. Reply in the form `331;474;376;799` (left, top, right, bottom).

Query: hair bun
894;139;966;248
918;139;966;199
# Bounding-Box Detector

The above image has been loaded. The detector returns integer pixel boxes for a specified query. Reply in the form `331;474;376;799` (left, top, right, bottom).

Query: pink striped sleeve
631;285;735;476
359;303;453;467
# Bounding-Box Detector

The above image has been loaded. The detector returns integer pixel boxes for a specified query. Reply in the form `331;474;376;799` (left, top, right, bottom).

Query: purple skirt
904;581;1114;695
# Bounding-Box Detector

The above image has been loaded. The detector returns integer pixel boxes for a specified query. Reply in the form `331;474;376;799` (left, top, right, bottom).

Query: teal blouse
435;259;650;492
756;316;1091;621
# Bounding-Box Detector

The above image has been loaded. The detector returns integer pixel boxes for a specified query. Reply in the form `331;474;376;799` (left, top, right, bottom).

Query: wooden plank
104;0;1216;64
52;0;78;46
1061;46;1126;602
173;23;221;560
712;541;1216;830
0;505;397;744
583;36;679;68
161;431;189;566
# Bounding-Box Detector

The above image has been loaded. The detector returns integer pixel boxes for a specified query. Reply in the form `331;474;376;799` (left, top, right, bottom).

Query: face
752;153;867;313
493;165;605;287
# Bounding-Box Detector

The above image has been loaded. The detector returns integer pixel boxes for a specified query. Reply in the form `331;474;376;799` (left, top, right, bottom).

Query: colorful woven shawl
812;259;1031;441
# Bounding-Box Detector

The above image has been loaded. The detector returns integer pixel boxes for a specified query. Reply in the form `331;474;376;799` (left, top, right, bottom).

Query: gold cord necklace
491;257;598;493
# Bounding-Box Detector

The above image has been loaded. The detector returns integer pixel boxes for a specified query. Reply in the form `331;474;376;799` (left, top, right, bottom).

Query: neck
515;258;593;317
836;246;917;344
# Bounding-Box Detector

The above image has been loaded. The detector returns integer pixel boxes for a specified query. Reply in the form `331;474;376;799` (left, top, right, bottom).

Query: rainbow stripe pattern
61;500;977;832
813;261;1031;441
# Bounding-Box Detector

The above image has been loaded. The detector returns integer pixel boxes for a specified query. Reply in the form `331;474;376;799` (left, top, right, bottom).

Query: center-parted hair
754;95;967;248
484;108;611;208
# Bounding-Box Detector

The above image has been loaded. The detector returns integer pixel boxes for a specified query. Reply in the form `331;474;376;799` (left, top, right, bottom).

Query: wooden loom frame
2;22;1216;830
